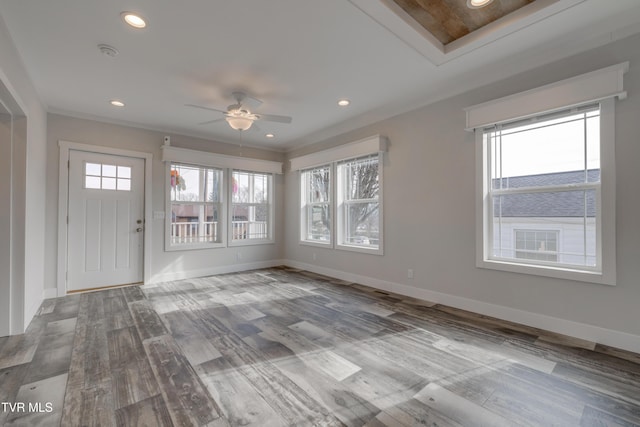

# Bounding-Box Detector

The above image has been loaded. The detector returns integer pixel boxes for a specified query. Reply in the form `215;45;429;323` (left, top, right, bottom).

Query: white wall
284;33;640;353
0;16;48;334
45;114;286;292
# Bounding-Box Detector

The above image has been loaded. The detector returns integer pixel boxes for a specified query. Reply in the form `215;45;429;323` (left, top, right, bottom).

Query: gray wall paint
45;114;286;290
284;33;640;342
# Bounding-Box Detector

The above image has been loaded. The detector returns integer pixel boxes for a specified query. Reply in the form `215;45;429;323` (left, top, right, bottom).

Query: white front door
67;150;145;292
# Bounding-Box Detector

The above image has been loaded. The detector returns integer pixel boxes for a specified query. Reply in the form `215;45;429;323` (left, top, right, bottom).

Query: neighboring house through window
487;106;599;269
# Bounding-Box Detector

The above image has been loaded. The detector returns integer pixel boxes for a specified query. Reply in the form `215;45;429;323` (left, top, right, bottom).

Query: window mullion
491;182;599;196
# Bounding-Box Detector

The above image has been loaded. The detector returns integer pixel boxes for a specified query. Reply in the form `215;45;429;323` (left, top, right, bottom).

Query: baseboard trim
149;259;287;284
43;288;58;300
284;260;640;354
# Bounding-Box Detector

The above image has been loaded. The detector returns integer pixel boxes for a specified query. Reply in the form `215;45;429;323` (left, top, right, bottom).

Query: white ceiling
1;0;640;151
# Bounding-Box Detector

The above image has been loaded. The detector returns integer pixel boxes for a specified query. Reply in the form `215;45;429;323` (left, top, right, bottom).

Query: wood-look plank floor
1;267;640;426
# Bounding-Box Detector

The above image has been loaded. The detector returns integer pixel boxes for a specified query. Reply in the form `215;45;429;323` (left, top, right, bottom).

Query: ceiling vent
98;44;119;58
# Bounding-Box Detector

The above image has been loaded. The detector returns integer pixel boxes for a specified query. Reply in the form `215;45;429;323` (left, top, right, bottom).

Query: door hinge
67;160;70;169
67;215;69;224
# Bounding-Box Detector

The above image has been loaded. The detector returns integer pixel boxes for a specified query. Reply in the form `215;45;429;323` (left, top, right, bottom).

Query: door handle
136;227;143;232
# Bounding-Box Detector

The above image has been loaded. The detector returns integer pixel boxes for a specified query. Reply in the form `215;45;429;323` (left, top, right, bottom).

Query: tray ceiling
391;0;535;45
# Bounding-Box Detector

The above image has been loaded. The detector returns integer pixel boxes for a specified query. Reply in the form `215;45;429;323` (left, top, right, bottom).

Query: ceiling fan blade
198;118;225;125
230;91;263;110
185;103;227;114
257;113;292;124
244;95;263;110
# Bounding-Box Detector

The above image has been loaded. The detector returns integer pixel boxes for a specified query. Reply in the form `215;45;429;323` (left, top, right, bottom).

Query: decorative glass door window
85;162;131;191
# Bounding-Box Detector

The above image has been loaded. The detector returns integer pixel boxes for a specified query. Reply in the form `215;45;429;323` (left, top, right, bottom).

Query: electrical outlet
407;269;414;279
312;253;317;261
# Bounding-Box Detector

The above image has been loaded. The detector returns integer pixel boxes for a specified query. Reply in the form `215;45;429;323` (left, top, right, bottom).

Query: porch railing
171;220;268;243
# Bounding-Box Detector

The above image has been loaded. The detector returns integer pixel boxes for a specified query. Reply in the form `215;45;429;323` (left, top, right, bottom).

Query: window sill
229;239;274;247
336;243;383;256
166;242;226;252
476;258;615;286
300;240;333;248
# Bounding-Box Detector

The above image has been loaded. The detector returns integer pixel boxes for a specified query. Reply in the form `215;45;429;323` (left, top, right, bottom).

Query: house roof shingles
494;170;599;218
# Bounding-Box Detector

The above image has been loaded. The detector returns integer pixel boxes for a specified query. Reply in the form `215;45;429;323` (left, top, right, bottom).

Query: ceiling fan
186;91;292;131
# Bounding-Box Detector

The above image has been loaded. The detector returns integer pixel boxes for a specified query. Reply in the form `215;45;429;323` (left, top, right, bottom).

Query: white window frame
486;105;601;269
469;63;627;285
291;135;387;256
229;170;274;246
300;165;333;247
161;145;282;250
336;154;383;255
165;162;226;251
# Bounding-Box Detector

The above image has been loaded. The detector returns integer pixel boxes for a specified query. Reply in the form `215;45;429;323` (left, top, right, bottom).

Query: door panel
67;150;144;292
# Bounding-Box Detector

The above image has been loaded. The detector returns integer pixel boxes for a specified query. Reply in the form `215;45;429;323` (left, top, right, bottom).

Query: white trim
165;163;227;251
149;259;286;283
335;153;384;255
464;62;629;130
228;170;275;246
57;140;153;296
290;135;387;171
43;288;58;300
284;260;640;354
228;239;275;247
299;166;334;247
161;145;282;174
300;240;333;249
348;0;585;66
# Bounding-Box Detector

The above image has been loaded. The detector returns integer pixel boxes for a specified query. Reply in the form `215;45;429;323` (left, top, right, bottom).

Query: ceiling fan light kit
226;115;254;131
186;90;292;132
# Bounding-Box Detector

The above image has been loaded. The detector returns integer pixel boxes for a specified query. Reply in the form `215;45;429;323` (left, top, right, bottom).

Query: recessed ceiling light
121;12;147;29
265;133;275;139
110;100;125;107
337;99;350;107
467;0;494;9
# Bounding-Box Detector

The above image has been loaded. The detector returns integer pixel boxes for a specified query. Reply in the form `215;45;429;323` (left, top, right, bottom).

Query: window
514;230;559;262
469;63;626;284
292;135;386;254
169;163;223;247
85;162;131;191
231;171;272;243
337;154;382;252
300;165;331;244
486;105;600;270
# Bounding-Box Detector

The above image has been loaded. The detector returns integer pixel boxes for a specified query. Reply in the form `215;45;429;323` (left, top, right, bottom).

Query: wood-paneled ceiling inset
391;0;535;45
